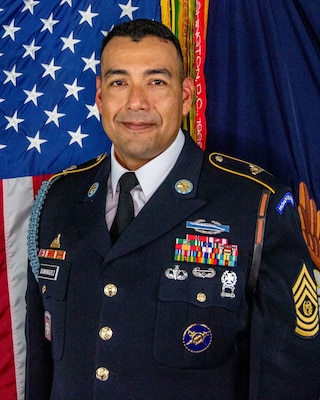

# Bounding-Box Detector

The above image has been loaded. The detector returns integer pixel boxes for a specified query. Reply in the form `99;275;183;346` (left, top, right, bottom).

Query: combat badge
182;323;212;353
292;264;319;338
186;219;230;235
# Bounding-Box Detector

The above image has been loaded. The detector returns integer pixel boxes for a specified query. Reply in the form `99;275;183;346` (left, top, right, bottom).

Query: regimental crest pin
292;264;319;338
50;234;61;249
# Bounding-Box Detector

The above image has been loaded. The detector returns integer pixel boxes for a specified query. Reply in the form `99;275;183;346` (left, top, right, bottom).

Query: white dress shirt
106;129;185;228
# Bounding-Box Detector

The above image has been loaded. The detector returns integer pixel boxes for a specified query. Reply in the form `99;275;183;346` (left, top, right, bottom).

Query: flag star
2;20;21;41
0;98;4;103
26;131;47;153
61;31;81;53
86;103;100;120
40;13;59;33
5;110;24;132
78;5;98;27
101;25;114;38
60;0;72;6
41;58;62;79
64;78;85;100
119;0;139;20
23;84;44;105
68;126;89;147
44;105;66;127
22;0;40;15
22;39;41;59
82;52;99;73
0;144;7;149
3;65;23;86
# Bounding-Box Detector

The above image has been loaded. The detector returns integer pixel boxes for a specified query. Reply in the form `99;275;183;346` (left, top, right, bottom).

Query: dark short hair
100;19;185;78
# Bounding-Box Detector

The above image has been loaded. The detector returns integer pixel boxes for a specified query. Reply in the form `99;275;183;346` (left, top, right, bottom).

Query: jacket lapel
73;158;112;258
103;135;207;264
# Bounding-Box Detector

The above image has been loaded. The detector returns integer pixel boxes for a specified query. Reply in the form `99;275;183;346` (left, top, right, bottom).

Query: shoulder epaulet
209;152;276;194
28;153;107;281
48;153;107;183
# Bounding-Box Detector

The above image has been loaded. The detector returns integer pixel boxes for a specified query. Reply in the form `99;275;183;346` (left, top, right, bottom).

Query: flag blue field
0;0;160;178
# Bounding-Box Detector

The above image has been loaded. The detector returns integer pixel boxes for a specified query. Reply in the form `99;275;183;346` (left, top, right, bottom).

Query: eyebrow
104;68;172;79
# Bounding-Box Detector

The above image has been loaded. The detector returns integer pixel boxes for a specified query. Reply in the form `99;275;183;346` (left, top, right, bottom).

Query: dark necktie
110;172;138;243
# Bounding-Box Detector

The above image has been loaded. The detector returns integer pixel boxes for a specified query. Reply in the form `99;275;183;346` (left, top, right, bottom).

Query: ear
95;76;102;114
182;77;195;116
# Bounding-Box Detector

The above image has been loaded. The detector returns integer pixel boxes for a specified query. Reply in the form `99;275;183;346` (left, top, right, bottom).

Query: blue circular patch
87;182;99;198
182;323;212;353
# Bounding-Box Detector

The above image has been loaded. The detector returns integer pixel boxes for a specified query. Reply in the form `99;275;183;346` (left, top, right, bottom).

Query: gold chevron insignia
50;234;61;249
292;264;319;338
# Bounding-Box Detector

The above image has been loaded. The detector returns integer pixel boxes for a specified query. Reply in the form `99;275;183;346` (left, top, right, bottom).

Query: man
26;19;320;399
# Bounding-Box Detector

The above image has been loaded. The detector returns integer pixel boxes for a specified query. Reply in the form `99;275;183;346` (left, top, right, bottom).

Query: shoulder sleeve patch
209;152;276;194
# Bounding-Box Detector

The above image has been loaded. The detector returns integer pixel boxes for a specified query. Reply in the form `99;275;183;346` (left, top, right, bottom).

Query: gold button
42;285;47;294
99;326;113;341
104;284;118;297
96;367;109;381
196;292;207;303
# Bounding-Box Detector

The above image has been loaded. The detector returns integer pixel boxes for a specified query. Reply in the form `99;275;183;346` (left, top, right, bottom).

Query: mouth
121;121;156;131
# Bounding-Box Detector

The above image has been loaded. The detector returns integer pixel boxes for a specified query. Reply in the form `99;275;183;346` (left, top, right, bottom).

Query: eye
151;79;165;85
111;80;126;87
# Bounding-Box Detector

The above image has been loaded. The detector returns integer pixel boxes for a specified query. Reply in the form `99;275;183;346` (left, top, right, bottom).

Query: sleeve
249;188;320;399
25;264;53;400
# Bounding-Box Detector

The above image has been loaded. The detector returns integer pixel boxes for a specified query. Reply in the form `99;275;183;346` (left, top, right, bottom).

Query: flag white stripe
4;177;35;400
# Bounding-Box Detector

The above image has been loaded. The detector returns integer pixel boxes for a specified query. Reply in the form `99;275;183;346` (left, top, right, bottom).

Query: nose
126;84;150;112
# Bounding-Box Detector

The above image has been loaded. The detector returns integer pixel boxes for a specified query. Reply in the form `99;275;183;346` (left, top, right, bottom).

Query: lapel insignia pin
175;179;193;195
87;182;99;198
165;265;188;280
182;323;212;353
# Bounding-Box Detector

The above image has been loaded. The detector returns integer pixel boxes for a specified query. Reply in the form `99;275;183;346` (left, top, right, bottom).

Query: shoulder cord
246;189;271;297
27;179;57;282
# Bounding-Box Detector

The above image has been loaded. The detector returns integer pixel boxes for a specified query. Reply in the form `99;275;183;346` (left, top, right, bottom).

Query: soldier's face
96;36;194;170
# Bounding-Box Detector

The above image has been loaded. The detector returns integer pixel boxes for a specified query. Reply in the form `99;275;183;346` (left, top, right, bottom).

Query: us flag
0;1;160;398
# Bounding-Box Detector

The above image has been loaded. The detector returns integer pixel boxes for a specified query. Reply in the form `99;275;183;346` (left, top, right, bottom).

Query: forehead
100;36;181;72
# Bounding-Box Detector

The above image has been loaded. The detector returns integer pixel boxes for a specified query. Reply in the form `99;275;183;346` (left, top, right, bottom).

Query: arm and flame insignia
292;264;319;338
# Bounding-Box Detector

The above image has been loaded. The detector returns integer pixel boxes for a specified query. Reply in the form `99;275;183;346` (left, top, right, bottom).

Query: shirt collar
110;129;185;199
